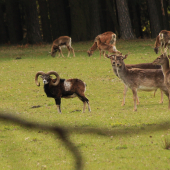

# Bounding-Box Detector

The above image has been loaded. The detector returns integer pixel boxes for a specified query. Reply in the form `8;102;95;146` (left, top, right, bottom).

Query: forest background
0;0;170;45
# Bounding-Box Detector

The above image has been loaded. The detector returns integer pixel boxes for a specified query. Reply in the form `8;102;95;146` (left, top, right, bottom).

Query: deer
87;31;117;58
154;30;170;54
114;54;169;111
106;54;163;106
50;36;75;58
153;53;170;109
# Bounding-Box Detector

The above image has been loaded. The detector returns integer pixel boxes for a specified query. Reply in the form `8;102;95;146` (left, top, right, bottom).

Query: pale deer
106;54;163;106
87;31;117;58
154;30;170;54
153;53;170;109
114;55;168;111
50;36;75;57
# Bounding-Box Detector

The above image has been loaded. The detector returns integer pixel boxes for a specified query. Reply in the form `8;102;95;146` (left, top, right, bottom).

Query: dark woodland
0;0;170;44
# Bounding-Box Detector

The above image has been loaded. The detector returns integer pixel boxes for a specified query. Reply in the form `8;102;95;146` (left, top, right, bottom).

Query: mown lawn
0;39;170;170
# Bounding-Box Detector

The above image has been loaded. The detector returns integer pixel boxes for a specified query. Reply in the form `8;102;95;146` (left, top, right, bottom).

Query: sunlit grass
0;39;170;169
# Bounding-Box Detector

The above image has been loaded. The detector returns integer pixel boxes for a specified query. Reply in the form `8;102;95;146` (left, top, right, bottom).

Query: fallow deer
50;36;75;58
153;53;170;109
114;55;168;111
106;54;163;106
154;30;170;54
87;31;117;58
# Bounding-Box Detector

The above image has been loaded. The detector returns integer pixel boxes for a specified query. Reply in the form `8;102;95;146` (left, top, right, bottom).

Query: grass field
0;39;170;170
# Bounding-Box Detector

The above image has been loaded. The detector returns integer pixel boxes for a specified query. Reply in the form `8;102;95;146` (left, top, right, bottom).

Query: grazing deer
50;36;75;57
97;40;121;59
87;31;117;58
114;54;168;111
106;54;163;106
154;30;170;54
153;53;170;109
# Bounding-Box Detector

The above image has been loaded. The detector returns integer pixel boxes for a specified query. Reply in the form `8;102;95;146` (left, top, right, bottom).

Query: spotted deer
153;53;170;109
114;55;168;111
87;31;117;58
106;54;163;106
50;36;75;57
154;30;170;54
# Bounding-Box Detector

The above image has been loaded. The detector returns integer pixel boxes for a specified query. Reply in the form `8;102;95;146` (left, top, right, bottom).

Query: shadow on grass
0;112;170;170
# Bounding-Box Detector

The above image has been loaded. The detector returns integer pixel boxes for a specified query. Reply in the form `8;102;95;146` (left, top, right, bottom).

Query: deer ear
122;54;128;60
105;54;110;58
168;55;170;59
53;45;57;50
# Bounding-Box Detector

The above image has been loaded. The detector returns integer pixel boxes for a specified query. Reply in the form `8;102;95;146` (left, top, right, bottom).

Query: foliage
0;40;170;169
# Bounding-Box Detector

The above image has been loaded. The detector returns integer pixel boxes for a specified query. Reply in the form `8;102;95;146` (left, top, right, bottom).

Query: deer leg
99;50;102;59
132;88;137;111
67;45;72;57
71;47;75;57
168;91;170;110
159;90;163;104
103;51;106;58
59;47;64;58
122;85;128;106
55;98;62;113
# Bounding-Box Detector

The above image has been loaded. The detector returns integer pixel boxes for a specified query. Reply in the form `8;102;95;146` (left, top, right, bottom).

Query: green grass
0;39;170;170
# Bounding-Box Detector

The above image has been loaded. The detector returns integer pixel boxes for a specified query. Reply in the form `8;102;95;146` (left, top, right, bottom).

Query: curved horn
46;71;60;86
35;71;45;86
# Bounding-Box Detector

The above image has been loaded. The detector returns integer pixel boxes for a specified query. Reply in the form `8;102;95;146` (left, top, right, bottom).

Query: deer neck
116;62;129;82
161;57;170;75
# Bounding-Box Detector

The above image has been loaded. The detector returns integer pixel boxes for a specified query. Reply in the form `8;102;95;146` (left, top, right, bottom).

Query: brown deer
153;53;170;109
154;30;170;54
106;54;163;106
50;36;75;57
87;31;117;58
114;54;168;111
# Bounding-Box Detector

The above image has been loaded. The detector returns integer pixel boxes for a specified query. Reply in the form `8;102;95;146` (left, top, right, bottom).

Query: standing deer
114;54;168;111
154;30;170;54
106;54;163;106
87;31;117;58
50;36;75;57
153;53;170;109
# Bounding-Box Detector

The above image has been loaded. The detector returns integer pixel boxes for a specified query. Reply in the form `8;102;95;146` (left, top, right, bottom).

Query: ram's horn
46;71;60;86
35;71;45;86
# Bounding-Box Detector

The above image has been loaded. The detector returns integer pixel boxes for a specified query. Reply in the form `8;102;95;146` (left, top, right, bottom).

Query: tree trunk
147;0;162;38
106;0;120;36
128;0;142;38
89;0;101;39
48;0;68;41
161;0;169;30
115;0;135;39
0;3;8;43
37;0;52;43
5;0;23;44
23;0;42;44
69;0;87;41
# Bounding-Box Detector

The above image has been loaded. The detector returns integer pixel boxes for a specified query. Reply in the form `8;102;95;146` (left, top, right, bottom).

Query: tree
38;0;52;43
89;0;101;39
106;0;120;36
48;0;69;40
0;2;8;43
68;0;88;41
115;0;135;39
5;0;23;44
22;0;42;44
128;0;142;38
147;0;162;38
